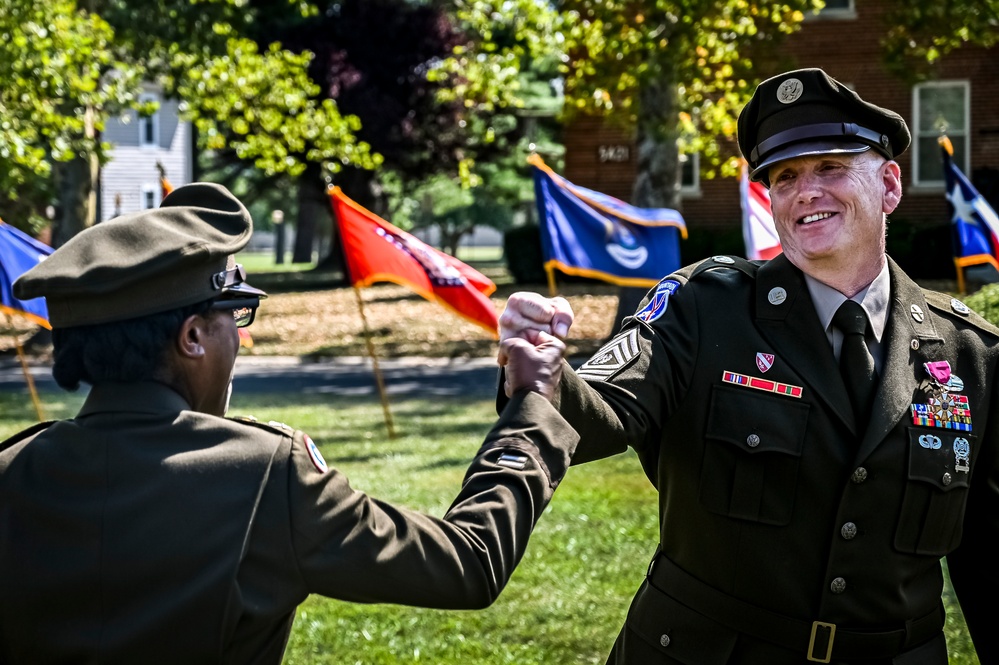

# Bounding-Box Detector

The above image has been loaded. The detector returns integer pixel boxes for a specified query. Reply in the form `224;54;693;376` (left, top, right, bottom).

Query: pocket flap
706;384;809;456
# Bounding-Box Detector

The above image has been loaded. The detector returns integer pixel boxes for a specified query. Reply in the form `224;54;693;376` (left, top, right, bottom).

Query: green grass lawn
0;390;981;664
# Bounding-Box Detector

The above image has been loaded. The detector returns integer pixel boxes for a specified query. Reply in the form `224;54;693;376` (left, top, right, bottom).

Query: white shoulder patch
576;328;641;382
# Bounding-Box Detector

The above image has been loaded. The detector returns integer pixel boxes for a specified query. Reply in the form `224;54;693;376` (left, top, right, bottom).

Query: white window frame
138;92;160;148
806;0;856;20
680;152;701;197
141;184;160;210
912;80;970;188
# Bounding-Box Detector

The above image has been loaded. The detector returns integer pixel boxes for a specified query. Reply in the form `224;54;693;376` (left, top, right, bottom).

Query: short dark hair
52;300;214;391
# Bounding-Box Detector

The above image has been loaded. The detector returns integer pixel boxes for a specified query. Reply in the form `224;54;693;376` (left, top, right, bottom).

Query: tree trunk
291;162;326;264
610;73;683;336
52;154;98;248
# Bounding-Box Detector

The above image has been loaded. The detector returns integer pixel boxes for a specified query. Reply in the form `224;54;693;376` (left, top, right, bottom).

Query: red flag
740;162;782;260
330;187;499;336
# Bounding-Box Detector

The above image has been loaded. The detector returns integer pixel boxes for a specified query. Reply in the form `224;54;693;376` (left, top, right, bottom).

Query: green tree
0;0;378;243
882;0;999;81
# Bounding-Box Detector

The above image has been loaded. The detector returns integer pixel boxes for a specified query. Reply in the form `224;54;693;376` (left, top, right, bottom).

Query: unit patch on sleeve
577;328;641;381
635;279;681;323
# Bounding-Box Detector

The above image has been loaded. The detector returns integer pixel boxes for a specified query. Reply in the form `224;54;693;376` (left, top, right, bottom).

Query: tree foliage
0;0;378;239
882;1;999;81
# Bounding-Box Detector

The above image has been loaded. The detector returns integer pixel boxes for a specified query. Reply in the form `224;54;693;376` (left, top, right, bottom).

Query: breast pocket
894;428;975;556
699;384;810;526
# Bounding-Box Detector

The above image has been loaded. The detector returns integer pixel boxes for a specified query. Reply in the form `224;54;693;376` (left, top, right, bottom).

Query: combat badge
634;279;680;323
577;328;640;381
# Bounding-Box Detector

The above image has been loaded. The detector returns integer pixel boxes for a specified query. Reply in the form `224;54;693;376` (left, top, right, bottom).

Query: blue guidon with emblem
635;279;680;323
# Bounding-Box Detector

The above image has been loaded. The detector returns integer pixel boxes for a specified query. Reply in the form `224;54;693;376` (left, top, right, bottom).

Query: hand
500;329;565;401
497;292;574;366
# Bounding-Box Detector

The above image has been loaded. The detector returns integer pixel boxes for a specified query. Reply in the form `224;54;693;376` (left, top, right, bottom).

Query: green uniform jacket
0;381;577;664
553;254;999;664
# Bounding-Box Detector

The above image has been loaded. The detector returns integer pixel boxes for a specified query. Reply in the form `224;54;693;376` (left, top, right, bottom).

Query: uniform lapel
754;254;855;432
857;258;944;460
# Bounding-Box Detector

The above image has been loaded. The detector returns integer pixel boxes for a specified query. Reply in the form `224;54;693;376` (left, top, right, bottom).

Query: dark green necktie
833;299;877;427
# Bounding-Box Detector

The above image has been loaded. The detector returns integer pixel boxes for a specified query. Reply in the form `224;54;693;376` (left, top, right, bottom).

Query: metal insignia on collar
577;328;641;381
768;287;787;306
713;255;735;264
951;298;971;315
777;78;804;104
910;304;924;323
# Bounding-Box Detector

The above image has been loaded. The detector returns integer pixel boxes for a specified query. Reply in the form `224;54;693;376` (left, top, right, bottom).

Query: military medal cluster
912;360;972;474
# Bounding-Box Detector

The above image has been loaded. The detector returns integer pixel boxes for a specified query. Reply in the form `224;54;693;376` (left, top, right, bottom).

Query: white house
99;85;194;220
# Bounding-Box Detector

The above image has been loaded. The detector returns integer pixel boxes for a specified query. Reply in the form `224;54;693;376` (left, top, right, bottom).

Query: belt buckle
807;621;836;663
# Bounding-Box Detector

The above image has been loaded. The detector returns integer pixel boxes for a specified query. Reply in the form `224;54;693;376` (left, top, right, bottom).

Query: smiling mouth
799;212;835;225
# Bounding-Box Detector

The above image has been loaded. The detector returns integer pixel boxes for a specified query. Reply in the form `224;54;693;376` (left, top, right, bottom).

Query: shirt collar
804;262;890;342
77;381;192;418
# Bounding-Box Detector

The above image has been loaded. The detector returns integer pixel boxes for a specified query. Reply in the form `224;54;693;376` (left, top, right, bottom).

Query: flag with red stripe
329;187;498;336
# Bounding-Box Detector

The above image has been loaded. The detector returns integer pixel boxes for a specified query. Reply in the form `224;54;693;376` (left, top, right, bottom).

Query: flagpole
546;265;558;298
351;285;396;439
5;314;44;422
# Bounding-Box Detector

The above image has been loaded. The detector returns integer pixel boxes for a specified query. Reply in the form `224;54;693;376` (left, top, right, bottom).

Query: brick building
562;0;999;274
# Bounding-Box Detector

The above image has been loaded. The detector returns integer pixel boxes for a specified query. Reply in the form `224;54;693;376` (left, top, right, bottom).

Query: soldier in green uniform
0;183;577;664
498;68;999;664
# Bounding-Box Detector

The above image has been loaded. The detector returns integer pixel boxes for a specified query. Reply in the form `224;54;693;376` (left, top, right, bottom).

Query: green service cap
738;68;911;185
14;182;266;328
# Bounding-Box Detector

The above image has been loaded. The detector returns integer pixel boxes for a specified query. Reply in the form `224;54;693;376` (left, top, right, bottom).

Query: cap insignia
776;78;804;104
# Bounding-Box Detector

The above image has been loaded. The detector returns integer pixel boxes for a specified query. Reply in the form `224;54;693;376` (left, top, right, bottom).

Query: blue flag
530;154;686;287
0;219;53;329
943;142;999;272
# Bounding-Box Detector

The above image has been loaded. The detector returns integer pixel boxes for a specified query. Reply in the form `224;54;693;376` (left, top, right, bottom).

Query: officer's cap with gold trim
14;183;266;328
738;68;910;185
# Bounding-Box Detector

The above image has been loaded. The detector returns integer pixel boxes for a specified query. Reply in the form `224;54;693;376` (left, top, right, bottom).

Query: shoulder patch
577;328;641;382
304;434;328;474
634;279;681;323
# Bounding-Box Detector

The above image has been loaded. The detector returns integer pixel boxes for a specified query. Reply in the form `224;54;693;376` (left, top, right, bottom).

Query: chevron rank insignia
577;328;640;381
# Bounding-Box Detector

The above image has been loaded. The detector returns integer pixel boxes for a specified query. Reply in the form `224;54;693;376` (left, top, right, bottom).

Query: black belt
647;551;944;663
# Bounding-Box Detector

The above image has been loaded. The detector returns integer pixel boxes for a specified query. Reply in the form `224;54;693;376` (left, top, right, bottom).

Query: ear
175;313;208;360
881;160;902;214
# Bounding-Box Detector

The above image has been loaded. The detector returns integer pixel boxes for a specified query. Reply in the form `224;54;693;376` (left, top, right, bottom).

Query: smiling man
497;68;999;664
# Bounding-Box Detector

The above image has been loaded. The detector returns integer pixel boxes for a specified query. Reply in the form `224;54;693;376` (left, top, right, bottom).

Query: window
141;184;159;210
807;0;855;19
138;92;159;148
912;81;970;187
680;152;700;196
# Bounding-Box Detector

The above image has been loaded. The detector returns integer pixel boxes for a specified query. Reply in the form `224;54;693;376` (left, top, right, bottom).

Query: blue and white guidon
635;279;680;323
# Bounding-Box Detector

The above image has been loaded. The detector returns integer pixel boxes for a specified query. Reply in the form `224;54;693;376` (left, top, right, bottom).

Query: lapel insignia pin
756;352;774;373
768;287;787;305
910;304;924;323
722;371;802;398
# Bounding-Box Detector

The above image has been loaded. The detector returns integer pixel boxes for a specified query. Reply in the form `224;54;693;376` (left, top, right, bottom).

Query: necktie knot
833;299;869;337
